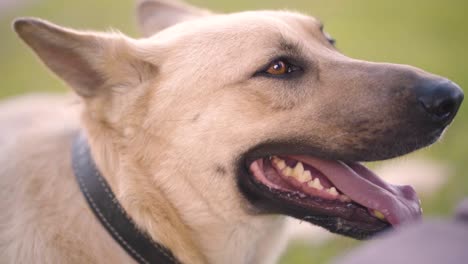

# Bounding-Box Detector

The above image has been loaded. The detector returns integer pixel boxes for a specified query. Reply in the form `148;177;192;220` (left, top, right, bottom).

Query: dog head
14;0;463;254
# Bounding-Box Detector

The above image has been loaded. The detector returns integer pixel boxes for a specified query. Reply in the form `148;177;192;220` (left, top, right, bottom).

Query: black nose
417;79;464;125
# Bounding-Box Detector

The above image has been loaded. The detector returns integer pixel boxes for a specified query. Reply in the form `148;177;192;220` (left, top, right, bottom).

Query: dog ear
137;0;211;37
13;17;155;98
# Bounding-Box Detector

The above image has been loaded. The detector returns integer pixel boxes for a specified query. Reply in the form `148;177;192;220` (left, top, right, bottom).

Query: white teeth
302;171;312;181
293;162;304;176
307;178;324;190
327;187;339;196
272;157;287;170
271;157;346;200
274;159;338;192
277;160;286;170
275;159;311;183
282;167;293;177
296;171;312;183
292;162;311;183
314;178;324;190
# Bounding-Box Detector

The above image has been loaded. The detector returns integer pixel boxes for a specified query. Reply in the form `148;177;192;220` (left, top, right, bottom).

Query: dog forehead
226;10;322;30
152;10;322;45
137;10;330;73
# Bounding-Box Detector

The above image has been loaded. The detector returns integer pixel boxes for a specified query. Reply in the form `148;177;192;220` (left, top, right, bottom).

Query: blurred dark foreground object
334;198;468;264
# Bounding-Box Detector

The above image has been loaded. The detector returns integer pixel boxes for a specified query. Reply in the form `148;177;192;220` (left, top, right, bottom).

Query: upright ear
13;18;155;98
137;0;211;37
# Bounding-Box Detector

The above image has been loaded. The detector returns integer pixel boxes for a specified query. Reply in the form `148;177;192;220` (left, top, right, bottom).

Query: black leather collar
72;132;180;264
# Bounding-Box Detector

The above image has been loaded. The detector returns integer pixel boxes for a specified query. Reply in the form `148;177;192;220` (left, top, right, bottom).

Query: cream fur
2;3;308;264
0;1;448;263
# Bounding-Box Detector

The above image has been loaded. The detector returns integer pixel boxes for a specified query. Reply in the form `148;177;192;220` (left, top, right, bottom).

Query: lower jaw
238;158;390;239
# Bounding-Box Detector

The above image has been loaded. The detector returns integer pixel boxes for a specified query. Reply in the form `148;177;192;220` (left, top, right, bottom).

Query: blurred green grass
1;0;467;263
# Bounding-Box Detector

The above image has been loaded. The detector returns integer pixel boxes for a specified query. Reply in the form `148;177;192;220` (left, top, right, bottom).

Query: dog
0;0;463;263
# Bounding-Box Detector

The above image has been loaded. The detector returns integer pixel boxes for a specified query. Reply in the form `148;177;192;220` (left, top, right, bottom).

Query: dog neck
81;122;208;263
72;132;181;264
81;119;287;264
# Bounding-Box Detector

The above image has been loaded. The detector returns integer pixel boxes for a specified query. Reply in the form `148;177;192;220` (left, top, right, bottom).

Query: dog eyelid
264;59;301;76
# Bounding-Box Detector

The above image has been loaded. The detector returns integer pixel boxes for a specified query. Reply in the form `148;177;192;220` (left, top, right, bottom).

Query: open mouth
240;154;422;239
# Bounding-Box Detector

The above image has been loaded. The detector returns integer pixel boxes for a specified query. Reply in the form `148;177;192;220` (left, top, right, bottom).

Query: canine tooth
308;178;323;190
302;171;312;181
297;170;312;183
327;187;339;196
315;178;324;190
293;162;304;177
373;210;386;220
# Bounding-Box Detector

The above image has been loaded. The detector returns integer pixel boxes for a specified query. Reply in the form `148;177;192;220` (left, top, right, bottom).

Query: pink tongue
294;156;422;226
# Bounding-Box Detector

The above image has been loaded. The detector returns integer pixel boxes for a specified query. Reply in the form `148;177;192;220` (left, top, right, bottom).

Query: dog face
14;0;463;248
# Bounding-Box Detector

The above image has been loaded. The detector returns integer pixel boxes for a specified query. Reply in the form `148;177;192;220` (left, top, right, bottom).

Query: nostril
417;80;463;124
437;100;456;118
420;97;456;119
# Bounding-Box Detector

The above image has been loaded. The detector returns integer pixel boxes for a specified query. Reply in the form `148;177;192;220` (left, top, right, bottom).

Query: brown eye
266;60;287;75
266;60;291;75
255;59;302;79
